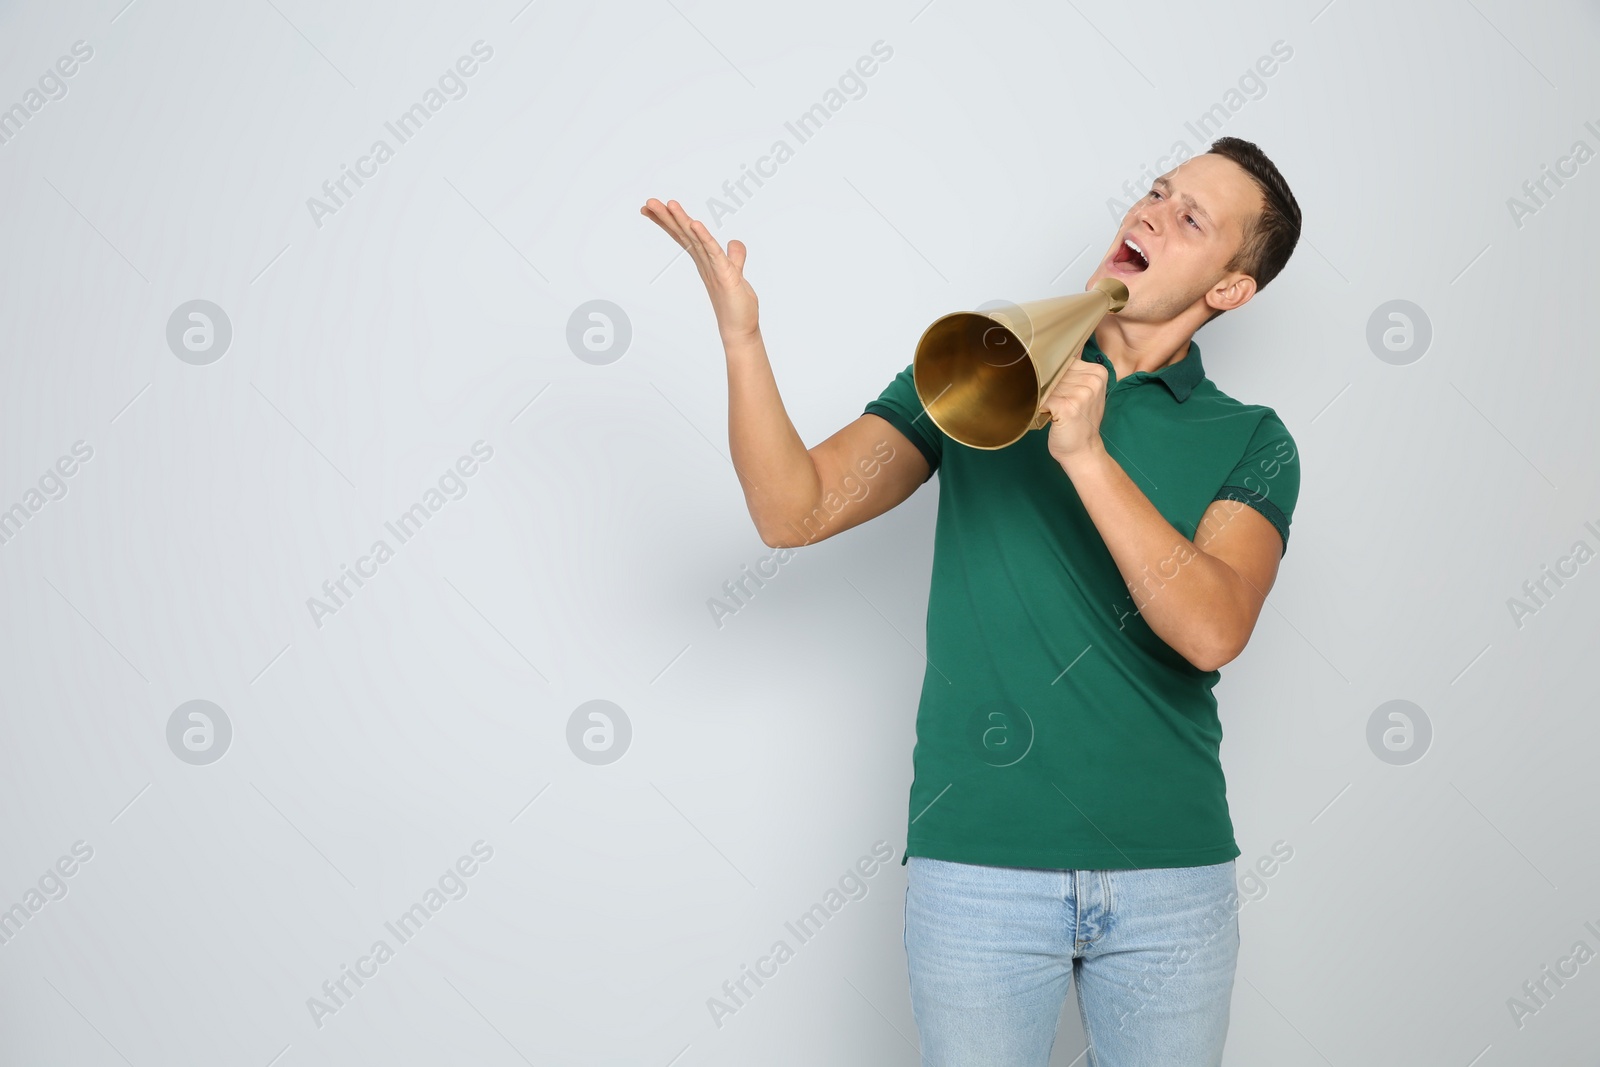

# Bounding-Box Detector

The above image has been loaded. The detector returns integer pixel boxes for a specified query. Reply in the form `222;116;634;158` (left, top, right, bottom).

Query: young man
642;134;1303;1066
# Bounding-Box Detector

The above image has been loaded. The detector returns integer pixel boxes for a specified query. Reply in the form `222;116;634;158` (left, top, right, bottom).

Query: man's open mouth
1110;236;1150;273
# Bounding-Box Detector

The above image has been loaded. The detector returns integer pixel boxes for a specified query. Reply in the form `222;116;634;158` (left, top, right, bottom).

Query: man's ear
1206;272;1257;315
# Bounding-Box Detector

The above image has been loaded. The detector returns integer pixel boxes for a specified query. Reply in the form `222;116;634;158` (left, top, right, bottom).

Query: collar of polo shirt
1083;333;1206;404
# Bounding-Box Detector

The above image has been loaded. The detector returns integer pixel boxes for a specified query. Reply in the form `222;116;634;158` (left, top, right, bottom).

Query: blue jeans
903;855;1240;1066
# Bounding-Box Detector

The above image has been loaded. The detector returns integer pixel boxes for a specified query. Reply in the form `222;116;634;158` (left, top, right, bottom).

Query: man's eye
1150;188;1199;229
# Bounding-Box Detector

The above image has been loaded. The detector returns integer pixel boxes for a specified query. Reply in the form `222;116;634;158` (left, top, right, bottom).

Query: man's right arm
725;332;930;549
637;197;930;547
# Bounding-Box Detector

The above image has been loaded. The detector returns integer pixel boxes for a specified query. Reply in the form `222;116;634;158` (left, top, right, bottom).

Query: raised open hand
640;198;759;344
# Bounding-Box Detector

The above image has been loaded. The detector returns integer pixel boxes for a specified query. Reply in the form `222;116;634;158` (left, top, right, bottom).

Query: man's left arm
1044;358;1298;672
1060;441;1284;671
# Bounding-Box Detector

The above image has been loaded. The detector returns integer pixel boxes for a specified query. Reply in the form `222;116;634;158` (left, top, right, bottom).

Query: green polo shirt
864;330;1300;870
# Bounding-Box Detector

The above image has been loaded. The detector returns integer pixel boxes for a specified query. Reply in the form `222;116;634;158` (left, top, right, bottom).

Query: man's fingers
668;201;747;290
645;199;722;290
665;200;722;271
643;198;747;289
1049;362;1106;398
640;198;681;240
689;218;744;284
641;199;692;250
643;199;710;274
687;216;727;261
651;200;712;282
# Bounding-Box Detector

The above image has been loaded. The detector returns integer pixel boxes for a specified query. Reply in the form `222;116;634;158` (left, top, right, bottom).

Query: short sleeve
863;361;943;482
1211;409;1299;557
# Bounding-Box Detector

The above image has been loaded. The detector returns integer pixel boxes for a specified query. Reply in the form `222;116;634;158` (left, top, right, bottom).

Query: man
642;133;1302;1066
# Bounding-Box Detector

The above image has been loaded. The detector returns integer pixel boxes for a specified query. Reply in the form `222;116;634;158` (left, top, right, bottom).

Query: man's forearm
724;330;821;540
1058;437;1249;671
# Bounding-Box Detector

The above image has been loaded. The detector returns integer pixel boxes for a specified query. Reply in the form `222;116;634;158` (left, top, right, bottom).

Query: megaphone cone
913;277;1130;450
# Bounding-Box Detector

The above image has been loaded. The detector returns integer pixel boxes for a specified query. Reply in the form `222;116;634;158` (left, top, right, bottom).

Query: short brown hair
1202;136;1301;322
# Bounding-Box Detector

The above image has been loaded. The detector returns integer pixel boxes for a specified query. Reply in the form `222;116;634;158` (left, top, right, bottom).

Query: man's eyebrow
1152;175;1213;226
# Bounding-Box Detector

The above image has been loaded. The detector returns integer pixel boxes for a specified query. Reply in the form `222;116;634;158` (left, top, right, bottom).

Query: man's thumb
728;239;747;271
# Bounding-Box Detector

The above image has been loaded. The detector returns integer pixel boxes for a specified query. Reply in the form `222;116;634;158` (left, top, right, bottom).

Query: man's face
1086;153;1263;324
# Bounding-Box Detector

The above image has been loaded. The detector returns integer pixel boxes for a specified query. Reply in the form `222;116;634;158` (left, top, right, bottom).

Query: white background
1;0;1597;1063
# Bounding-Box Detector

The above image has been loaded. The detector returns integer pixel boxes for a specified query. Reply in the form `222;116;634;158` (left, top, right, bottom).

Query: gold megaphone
912;277;1130;450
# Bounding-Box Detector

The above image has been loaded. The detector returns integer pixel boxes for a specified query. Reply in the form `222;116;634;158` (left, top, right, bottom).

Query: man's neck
1092;318;1195;382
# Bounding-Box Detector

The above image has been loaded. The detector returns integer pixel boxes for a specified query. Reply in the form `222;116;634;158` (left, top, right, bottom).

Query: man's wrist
1057;434;1110;480
721;326;763;352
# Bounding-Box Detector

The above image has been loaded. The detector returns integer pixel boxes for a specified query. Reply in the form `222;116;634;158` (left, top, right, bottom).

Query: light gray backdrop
1;0;1596;1064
